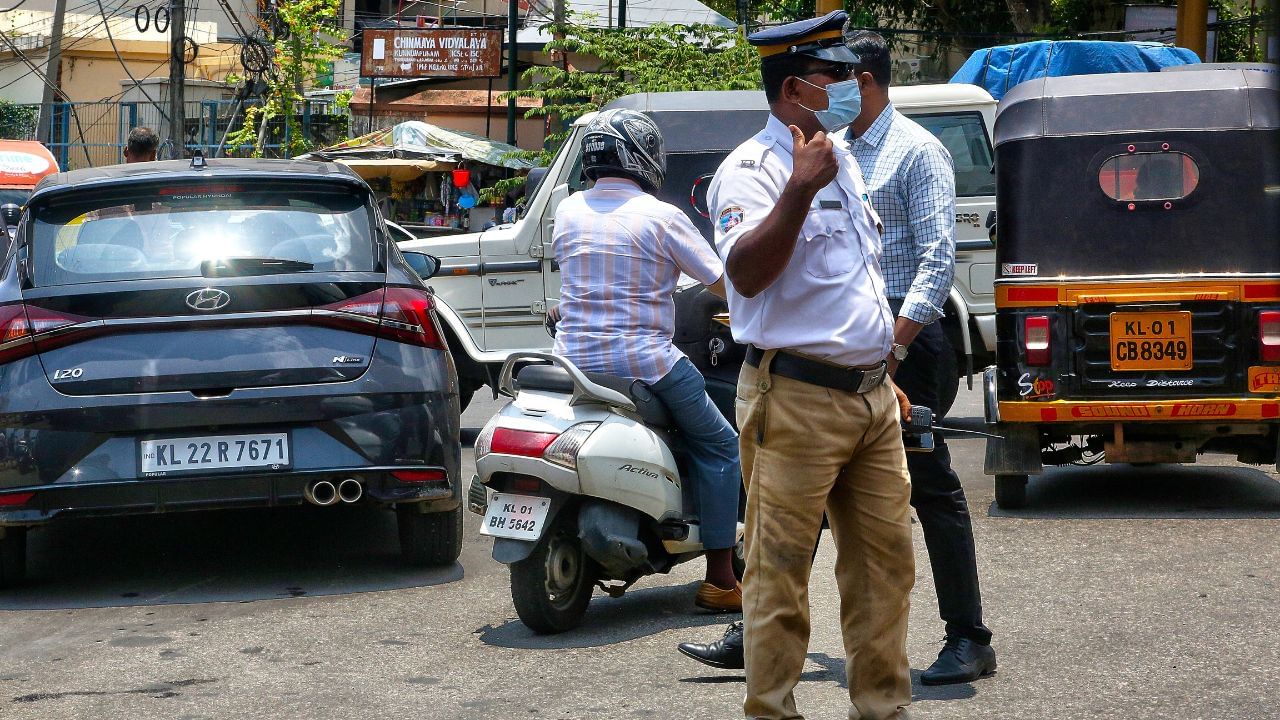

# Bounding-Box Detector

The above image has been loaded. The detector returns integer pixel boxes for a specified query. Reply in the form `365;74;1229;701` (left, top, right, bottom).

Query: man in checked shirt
679;28;997;686
844;28;997;684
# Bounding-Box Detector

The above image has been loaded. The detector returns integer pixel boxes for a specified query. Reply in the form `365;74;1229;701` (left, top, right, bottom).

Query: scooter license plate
480;493;551;541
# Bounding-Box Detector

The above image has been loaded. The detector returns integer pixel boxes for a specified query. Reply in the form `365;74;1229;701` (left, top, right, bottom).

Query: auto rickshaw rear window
1097;152;1199;201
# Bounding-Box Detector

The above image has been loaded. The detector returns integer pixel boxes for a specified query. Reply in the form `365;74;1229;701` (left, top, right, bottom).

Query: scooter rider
550;108;745;612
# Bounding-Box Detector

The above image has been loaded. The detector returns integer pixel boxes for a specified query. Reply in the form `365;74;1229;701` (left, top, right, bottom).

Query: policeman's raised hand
789;125;838;196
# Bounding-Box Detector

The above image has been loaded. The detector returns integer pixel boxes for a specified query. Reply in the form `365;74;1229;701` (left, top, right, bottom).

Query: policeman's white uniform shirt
708;114;895;368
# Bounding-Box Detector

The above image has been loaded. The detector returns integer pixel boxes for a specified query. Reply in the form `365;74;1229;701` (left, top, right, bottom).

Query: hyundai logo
185;288;231;312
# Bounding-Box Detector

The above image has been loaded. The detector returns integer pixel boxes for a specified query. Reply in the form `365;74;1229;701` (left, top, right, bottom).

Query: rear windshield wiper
201;257;315;277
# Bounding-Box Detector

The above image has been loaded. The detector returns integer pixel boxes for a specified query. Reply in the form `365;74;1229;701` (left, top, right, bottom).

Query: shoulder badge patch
718;206;745;233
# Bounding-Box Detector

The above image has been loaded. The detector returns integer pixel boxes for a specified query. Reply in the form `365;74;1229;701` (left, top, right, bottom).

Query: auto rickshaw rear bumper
983;367;1280;474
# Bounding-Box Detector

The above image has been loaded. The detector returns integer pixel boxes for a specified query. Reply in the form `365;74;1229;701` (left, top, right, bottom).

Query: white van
400;86;998;412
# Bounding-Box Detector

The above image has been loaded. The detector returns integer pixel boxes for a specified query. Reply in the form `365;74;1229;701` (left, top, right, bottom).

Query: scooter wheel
510;517;597;634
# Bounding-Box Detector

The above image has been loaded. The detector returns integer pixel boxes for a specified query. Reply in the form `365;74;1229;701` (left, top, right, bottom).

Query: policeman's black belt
746;345;887;394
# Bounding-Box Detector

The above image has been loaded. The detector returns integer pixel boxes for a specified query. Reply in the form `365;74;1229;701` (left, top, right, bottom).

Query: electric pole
1176;0;1209;60
37;0;68;144
169;0;186;158
618;0;626;29
506;0;518;147
815;0;841;16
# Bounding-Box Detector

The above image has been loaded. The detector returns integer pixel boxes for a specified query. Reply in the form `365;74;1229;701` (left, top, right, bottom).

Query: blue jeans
649;358;741;550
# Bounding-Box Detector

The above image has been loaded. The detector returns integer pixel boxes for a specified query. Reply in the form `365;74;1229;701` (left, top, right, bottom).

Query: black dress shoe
677;620;744;670
921;636;997;685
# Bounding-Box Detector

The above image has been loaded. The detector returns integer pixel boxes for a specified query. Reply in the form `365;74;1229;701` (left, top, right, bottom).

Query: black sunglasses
801;63;855;82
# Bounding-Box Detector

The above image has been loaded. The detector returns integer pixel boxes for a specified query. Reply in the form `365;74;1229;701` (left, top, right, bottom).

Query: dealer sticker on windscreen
480;492;550;541
140;432;291;476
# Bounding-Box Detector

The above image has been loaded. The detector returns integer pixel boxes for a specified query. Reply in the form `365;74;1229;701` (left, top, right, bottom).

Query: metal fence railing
13;100;350;170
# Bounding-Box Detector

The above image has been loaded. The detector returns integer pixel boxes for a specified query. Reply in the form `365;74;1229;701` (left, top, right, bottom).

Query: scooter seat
515;365;676;430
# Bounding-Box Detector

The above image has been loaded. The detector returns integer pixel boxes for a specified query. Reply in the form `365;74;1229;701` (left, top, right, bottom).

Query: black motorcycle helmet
580;109;666;193
0;203;19;228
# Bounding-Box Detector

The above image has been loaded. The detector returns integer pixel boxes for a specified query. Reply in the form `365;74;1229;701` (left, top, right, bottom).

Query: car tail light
1261;311;1280;362
0;492;35;507
1024;315;1051;366
490;427;560;457
379;288;446;349
0;302;97;365
392;469;447;484
543;422;599;469
317;288;445;350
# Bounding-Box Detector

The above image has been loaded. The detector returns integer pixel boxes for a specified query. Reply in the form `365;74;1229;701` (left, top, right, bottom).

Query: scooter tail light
490;427;559;457
543;422;600;470
1260;311;1280;362
1024;315;1051;367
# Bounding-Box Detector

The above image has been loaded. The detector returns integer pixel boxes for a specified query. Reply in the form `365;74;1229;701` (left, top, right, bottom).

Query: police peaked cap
747;10;860;65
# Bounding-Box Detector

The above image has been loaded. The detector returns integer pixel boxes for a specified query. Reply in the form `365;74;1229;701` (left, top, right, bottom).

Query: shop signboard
361;28;503;78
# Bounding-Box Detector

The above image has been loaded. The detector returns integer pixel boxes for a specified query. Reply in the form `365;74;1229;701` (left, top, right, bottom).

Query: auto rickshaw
982;68;1280;509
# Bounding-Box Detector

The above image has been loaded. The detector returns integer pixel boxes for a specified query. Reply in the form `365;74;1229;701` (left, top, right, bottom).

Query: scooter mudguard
492;537;538;564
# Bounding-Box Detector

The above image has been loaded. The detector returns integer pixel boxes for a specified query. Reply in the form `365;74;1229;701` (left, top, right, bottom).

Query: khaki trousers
736;355;915;720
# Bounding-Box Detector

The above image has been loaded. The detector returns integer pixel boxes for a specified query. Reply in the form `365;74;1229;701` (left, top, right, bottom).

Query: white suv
401;86;998;412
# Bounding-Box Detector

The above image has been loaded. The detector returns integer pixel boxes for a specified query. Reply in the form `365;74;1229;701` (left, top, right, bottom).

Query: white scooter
469;352;745;634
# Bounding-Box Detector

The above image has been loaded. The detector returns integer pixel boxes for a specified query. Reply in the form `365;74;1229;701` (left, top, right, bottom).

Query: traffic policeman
707;11;915;720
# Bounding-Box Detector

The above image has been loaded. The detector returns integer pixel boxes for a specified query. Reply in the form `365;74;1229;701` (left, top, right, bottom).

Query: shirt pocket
803;208;858;278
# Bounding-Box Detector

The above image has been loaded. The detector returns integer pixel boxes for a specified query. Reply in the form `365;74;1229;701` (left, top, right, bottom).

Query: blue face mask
797;77;863;133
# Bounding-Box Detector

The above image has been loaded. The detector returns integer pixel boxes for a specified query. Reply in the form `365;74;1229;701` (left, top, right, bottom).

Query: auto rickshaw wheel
995;474;1029;510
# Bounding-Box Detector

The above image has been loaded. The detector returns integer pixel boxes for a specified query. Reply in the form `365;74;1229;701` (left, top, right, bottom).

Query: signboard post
360;28;504;79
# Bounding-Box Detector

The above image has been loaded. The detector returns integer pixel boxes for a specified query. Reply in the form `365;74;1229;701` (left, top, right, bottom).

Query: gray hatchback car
0;158;463;586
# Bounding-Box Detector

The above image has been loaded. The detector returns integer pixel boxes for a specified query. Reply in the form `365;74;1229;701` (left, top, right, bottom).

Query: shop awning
298;121;532;171
335;158;456;182
388;121;533;170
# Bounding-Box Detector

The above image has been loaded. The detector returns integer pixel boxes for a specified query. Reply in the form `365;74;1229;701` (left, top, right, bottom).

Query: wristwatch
890;343;909;361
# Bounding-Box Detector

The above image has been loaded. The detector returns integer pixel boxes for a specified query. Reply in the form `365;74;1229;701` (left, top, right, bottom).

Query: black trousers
891;307;993;645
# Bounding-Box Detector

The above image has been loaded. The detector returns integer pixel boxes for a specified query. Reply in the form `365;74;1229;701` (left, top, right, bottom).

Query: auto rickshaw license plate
1109;312;1193;371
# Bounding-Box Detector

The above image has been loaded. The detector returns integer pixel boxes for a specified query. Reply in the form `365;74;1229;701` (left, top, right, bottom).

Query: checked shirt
849;103;957;325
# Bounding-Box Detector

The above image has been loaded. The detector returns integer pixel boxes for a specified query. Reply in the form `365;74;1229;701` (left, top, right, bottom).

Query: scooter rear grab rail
498;352;637;412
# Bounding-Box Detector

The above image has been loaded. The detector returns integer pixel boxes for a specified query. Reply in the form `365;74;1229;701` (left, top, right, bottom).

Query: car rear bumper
0;465;460;526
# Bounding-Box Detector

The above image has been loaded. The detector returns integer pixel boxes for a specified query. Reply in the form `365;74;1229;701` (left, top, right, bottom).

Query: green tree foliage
490;17;762;198
225;0;347;157
0;99;39;140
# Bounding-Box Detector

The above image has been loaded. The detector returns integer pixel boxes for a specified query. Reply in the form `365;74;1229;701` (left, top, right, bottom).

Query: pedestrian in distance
677;26;999;689
123;127;159;163
694;10;916;719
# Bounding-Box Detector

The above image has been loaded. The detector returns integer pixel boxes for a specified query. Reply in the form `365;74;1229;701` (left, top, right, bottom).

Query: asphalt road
1;384;1279;719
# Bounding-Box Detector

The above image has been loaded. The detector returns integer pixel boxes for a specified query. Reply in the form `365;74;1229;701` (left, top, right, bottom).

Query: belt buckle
856;363;886;393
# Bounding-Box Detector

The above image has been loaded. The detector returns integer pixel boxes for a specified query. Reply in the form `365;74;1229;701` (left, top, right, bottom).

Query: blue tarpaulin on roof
950;41;1200;100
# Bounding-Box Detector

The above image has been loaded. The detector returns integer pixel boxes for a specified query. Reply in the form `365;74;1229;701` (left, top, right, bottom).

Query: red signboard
360;28;503;79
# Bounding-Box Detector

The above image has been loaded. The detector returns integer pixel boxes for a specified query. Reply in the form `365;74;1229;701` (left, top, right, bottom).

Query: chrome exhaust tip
337;478;363;504
305;480;338;506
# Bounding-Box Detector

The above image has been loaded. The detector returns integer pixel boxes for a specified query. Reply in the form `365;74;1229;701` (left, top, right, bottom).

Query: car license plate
139;432;291;476
480;492;550;541
1109;311;1193;371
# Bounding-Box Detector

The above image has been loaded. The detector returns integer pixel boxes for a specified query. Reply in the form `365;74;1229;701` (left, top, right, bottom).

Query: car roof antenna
190;150;207;170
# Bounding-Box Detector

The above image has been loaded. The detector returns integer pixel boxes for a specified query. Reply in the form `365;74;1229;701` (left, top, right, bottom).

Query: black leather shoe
677;620;744;670
921;636;997;685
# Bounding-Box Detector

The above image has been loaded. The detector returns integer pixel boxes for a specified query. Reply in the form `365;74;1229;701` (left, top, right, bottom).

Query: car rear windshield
29;179;376;286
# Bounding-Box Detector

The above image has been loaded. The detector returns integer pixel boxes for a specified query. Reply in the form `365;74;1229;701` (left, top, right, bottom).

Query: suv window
913;112;995;197
30;180;375;287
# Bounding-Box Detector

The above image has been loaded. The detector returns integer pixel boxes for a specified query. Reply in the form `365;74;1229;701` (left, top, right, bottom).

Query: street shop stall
300;121;533;236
